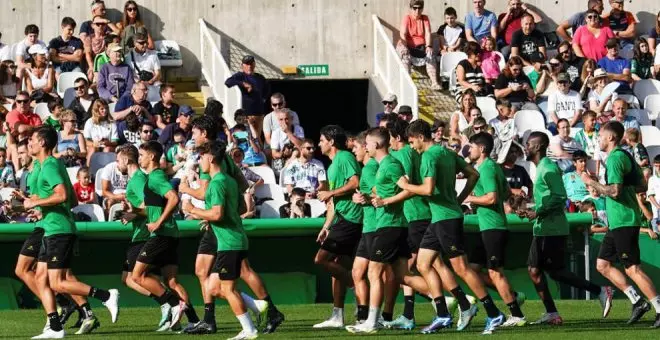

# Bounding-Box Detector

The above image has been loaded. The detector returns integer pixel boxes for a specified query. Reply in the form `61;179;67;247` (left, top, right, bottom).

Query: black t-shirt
494;73;532;103
510;29;546;62
502;164;533;190
152;101;180;125
563;56;586;92
47;36;84;71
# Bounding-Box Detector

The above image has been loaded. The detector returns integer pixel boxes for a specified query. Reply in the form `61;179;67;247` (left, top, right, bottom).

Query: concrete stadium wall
1;0;659;79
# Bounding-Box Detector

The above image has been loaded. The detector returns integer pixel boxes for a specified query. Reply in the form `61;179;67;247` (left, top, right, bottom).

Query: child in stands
73;167;96;204
437;7;465;54
0;147;15;188
480;36;501;84
624;128;651;180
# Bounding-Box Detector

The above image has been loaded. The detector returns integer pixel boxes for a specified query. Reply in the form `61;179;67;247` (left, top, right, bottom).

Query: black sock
480;295;501;318
548;270;602;295
48;312;63;332
156;292;169;306
382;312;393;322
264;295;279;313
357;305;368;321
534;281;558;313
166;291;180;307
88;287;110;302
185;303;200;323
433;297;450;317
415;291;432;301
403;295;415;320
150;293;161;304
55;294;71;308
507;300;524;318
451;287;472;311
204;303;216;324
79;303;94;318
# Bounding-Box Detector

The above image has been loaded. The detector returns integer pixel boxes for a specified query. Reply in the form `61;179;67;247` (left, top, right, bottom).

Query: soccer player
183;141;263;340
26;127;119;339
464;132;526;327
314;125;362;328
581;121;660;327
346;127;410;334
516;131;612;325
131;141;193;330
181;116;283;334
400;120;504;335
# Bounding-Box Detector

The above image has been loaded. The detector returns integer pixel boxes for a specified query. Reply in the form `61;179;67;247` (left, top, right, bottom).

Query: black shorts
43;234;77;270
136;236;179;268
355;232;376;260
419;218;465;258
527;236;566;271
19;228;45;258
123;242;146;272
408;220;430;254
597;227;641;268
370;227;411;264
469;230;509;269
197;228;217;256
213;250;248;280
320;218;362;256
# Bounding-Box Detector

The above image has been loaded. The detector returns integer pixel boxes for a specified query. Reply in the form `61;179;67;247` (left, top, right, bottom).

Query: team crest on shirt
27;245;33;250
490;256;497;261
450;245;457;251
376;250;382;256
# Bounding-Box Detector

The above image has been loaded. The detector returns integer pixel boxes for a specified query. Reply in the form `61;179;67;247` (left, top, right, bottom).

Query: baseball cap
107;42;122;53
593;68;608;79
28;44;48;55
382;93;398;103
529;51;545;63
557;73;570;83
606;38;618;49
242;55;255;64
398;105;413;115
179;105;195;116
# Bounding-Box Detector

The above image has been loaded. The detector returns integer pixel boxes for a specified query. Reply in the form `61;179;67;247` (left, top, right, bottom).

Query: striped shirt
452;59;486;102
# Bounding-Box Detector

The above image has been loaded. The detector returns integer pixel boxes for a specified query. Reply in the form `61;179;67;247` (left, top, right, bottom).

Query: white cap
28;44;48;55
382;93;398;103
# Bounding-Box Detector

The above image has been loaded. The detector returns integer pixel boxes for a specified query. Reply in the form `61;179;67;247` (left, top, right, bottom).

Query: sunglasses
304;147;314;150
559;50;570;54
383;101;395;105
16;99;29;104
74;85;86;90
586;15;598;19
142;130;153;134
271;102;283;107
126;7;137;12
8;65;17;69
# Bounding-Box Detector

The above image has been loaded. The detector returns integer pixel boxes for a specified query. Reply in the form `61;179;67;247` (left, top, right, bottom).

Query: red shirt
402;14;431;48
498;12;524;45
6;109;42;133
73;182;95;204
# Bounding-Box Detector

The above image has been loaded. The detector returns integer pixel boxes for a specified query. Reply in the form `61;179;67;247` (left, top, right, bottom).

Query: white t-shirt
100;161;128;193
83;119;118;142
270;125;305;151
548;89;582;121
80;97;93;112
488;117;517;142
648;174;660;219
443;25;464;47
125;49;161;83
15;39;47;60
0;44;10;62
655;51;660;66
263;110;301;135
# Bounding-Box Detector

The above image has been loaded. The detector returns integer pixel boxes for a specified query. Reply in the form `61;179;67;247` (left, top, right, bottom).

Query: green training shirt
473;158;509;231
206;172;248;251
327;150;363;224
391;144;432;223
420;144;466;223
144;168;178;238
35;156;76;237
374;154;407;229
532;157;569;236
359;158;379;233
125;170;150;242
605;147;642;229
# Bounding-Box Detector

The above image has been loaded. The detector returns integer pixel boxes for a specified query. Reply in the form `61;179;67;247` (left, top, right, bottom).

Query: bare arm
465;29;477;43
649;37;657;56
318;175;359;202
466;191;496;206
573;42;585;58
180;178;209;201
102;179;124;200
494;86;514;99
457;164;479;203
44;67;55;93
584;177;622;198
608;69;631;82
26;184;66;208
557;20;573;43
189;204;222;222
400;176;434;196
526;6;543;23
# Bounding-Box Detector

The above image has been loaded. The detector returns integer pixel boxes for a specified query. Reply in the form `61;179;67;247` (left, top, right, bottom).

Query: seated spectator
229;147;262;219
152;84;179;130
395;0;440;90
165;133;191;179
93;34;121;80
124;32;161;99
113;82;152;121
158;105;193;150
490;98;517;141
0;147;15;188
548;72;583;127
264;93;300;146
44;98;64;131
480;36;501;84
437;7;465;54
464;0;497;43
79;1;119;42
203;98;224;120
501;142;533;196
603;0;637;56
67;77;97;129
229;118;266;167
494;56;539;112
574;110;599;157
610;98;639;130
452;42;492;102
572;9;615;61
631;38;655;81
587;68;613;116
498;0;543;58
271;110;304;175
649;11;660;56
24;45;55;97
83;15;113;81
6;91;41;134
526;51;548;92
431;119;448;145
116;113;141;146
578;59;597;100
624;127;651;180
136;121;156;147
100;147;129;210
283;138;327;198
116;0;155;52
48;17;84;77
225;55;270;136
54;109;87;167
98;43;134;103
535;57;564;98
461;116;487;144
549;118;584;172
556;0;604;43
73;167;96;204
647;155;660;231
279;187;312;219
509;14;546;66
0;61;19;104
450;89;477;139
375;93;397;126
598;39;632;94
397;105;413;122
15;25;47;77
84;99;118;162
557;41;587;93
563;150;590;204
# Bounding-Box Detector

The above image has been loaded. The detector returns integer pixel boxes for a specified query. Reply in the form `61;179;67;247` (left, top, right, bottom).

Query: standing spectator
548;73;584;127
480;36;501;84
73;167;96;204
152;84;179;130
225;55;270;137
375;93;397;126
97;43;134;102
509;14;546;65
556;0;605;43
271;110;304;176
48;17;84;77
624;128;651;180
557;41;586;92
15;25;47;77
574;110;599;158
0;147;15;188
603;0;637;56
79;1;118;41
452;42;491;102
24;45;55;97
44;98;64;131
84;99;118;162
263;93;300;145
6;91;41;134
449;89;477;139
100;148;129;210
562;150;590;203
116;0;154;51
83;15;112;81
631;38;655;81
587;68;613;115
279;188;312;219
67;77;97;129
0;61;19;104
598;39;632;94
498;0;542;57
572;9;615;61
549;118;584;172
494;56;538;112
395;0;440;91
158;105;193;150
610;99;639;131
112;82;152;121
284;138;328;198
124;32;161;99
465;0;498;43
54;109;87;165
648;11;660;56
437;7;465;54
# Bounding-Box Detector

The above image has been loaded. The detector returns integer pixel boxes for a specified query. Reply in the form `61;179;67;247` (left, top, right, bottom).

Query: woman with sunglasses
54;109;87;164
24;45;55;97
0;60;20;105
572;9;615;61
116;0;154;52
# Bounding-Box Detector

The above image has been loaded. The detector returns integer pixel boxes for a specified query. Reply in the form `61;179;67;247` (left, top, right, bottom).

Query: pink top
402;14;431;47
573;25;615;61
480;51;501;80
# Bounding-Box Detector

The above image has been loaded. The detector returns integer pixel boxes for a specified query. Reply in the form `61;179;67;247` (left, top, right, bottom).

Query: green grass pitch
4;301;660;339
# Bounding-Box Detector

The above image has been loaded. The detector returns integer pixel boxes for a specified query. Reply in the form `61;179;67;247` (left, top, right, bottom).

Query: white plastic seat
514;110;546;137
647;146;660;164
644;94;660;120
34;103;50;121
66;166;80;185
9;43;19;62
439;52;467;80
627;109;651;126
641;126;660;147
259;200;286;218
634;79;660;108
108;203;124;221
476;96;498;122
56;71;86;98
248;166;277;185
254;184;286;203
493;51;506;71
72;204;106;222
89;152;117;179
154;40;183;68
306;199;327;218
94;169;103;197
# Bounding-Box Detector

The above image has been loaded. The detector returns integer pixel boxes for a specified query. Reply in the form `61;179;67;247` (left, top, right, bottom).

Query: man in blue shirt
225;55;270;139
465;0;498;43
112;82;153;121
598;38;632;94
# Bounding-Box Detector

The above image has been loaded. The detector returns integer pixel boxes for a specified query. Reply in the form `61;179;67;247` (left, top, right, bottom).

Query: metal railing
372;15;418;120
199;18;241;125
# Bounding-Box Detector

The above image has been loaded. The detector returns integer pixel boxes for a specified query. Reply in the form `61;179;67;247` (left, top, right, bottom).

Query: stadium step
411;69;457;123
166;76;200;93
176;91;206;108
